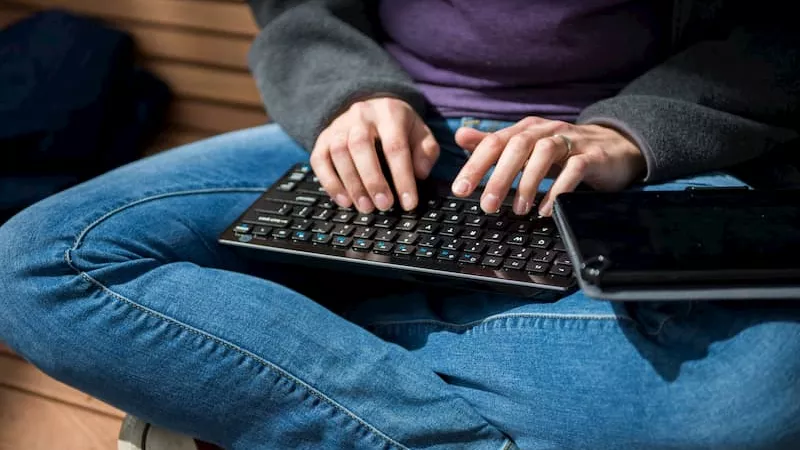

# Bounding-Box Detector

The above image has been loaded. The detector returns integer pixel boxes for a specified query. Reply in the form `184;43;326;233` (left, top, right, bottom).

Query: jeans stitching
364;312;635;331
63;188;410;450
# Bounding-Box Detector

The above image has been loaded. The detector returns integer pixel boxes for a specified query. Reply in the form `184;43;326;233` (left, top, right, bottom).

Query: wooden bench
0;0;270;155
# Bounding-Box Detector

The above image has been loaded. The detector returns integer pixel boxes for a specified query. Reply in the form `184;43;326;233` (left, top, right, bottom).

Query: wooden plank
170;99;268;134
0;386;122;450
128;22;252;70
0;7;253;69
8;0;258;35
144;60;262;107
0;354;125;419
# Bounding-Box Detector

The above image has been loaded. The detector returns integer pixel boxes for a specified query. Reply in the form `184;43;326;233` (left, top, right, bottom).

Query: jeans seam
364;312;635;331
63;188;410;450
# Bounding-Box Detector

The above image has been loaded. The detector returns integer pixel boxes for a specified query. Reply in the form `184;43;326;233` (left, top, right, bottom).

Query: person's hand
451;116;646;216
310;97;440;213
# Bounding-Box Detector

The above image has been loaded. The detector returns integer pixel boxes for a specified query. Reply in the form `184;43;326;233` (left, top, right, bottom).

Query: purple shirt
378;1;668;121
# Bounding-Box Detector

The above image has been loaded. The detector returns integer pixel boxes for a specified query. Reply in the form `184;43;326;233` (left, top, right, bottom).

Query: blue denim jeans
1;119;798;450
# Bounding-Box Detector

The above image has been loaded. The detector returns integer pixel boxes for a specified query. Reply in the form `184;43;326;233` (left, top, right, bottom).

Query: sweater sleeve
577;9;800;182
245;0;426;151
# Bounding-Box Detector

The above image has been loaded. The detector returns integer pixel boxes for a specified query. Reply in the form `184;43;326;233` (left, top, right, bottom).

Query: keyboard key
394;244;415;255
550;265;572;277
504;259;525;270
292;230;311;241
418;222;439;234
354;227;376;239
288;172;306;182
463;203;481;214
333;211;356;223
458;252;480;264
332;224;355;236
531;224;554;236
397;219;417;231
233;223;252;234
462;228;482;239
464;215;485;227
292;195;317;205
525;261;549;273
508;247;533;260
488;218;509;230
416;246;435;258
553;240;566;251
484;231;503;242
318;199;335;209
373;241;393;253
311;208;334;221
272;229;291;239
251;215;291;228
374;229;397;242
311;221;334;233
374;217;397;228
252;226;271;236
419;235;440;247
437;249;457;261
440;225;460;236
530;237;552;249
289;219;312;231
312;232;332;244
257;202;292;216
332;236;353;247
292;206;312;218
298;165;311;173
555;254;571;266
277;181;296;192
443;213;463;224
353;238;373;251
441;200;462;211
441;238;463;251
422;210;443;222
463;241;486;253
397;232;418;245
506;233;528;246
481;256;503;267
487;244;509;257
531;250;557;263
353;214;374;226
511;222;532;234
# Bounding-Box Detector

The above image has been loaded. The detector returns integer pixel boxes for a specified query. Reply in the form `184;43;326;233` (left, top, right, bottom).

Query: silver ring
552;133;573;155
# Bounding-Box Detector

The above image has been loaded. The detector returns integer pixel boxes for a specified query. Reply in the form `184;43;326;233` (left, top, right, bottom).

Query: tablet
552;189;800;301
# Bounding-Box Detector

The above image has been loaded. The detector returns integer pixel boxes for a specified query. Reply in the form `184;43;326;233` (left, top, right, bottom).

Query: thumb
455;127;489;152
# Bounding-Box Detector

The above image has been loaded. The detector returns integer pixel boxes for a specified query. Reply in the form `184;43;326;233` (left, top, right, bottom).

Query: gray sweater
245;0;800;182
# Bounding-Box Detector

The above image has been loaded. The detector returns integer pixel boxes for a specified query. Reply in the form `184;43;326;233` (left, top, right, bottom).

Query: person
1;1;799;448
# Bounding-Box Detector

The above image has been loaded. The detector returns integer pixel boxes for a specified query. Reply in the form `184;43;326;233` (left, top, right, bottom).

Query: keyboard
219;164;577;296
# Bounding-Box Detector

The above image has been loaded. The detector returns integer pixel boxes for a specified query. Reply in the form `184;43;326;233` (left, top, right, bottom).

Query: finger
349;124;395;211
409;119;440;180
451;132;506;198
538;154;590;217
310;137;350;208
514;135;565;215
480;131;536;213
375;120;416;210
330;128;373;212
454;127;487;152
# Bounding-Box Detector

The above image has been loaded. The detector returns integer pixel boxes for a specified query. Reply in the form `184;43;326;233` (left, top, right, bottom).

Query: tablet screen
554;189;800;283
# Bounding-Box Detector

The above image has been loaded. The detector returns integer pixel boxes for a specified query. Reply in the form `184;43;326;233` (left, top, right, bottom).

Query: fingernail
539;203;552;217
513;196;530;215
335;194;351;207
482;193;500;213
374;192;392;211
357;196;373;212
452;178;471;196
401;192;415;210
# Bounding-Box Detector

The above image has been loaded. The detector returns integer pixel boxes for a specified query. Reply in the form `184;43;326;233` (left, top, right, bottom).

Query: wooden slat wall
0;0;269;154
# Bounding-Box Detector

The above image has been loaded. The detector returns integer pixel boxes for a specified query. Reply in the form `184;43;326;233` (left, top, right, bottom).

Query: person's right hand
310;97;440;213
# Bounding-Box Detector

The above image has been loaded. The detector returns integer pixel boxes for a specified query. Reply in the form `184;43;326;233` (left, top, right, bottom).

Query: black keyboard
219;164;576;296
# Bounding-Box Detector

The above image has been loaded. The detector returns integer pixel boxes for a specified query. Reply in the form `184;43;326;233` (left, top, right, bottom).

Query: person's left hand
451;116;647;216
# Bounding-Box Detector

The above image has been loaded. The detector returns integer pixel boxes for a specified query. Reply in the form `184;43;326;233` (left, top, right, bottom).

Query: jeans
1;118;798;450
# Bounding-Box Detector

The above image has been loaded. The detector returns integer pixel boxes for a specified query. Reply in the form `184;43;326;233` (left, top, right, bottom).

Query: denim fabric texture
1;119;798;449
